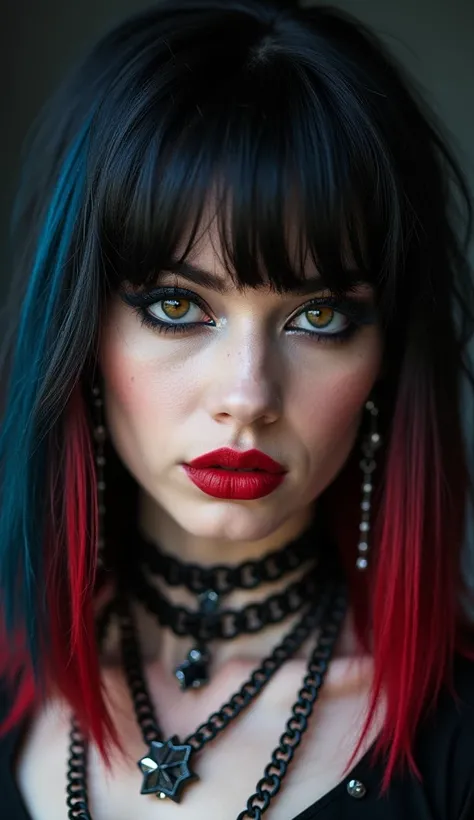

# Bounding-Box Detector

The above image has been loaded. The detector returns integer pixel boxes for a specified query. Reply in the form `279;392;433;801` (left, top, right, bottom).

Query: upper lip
186;447;286;473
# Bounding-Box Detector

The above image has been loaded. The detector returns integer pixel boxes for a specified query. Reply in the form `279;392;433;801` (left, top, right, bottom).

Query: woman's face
99;222;384;545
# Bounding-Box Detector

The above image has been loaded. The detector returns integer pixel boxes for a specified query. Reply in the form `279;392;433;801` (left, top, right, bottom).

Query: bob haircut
1;0;474;794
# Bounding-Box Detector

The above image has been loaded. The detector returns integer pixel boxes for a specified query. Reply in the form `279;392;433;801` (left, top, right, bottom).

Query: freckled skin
99;231;383;555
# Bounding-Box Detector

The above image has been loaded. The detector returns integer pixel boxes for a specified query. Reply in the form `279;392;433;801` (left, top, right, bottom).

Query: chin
166;493;308;544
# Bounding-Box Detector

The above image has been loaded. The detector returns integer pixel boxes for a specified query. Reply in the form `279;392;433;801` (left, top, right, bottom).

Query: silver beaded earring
92;383;106;569
356;399;382;571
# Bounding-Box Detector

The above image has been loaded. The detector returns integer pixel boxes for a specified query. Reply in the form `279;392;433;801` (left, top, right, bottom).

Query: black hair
1;0;473;792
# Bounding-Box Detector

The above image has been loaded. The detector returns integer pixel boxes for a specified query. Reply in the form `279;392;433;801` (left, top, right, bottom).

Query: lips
183;447;286;500
187;448;285;473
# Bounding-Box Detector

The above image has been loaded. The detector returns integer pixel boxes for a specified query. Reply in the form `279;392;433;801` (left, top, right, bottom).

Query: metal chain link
66;577;347;820
66;718;91;820
66;598;117;820
128;565;318;641
117;596;162;746
65;586;325;819
184;584;334;751
138;526;317;593
236;585;348;819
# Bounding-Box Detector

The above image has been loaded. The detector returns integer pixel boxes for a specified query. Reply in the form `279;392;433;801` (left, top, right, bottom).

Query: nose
204;328;283;428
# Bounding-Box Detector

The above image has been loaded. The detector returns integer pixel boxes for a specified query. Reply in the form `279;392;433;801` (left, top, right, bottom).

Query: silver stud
347;779;367;799
359;521;370;532
356;557;368;571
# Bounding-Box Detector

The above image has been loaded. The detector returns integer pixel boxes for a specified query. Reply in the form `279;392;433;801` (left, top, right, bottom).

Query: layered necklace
65;525;348;819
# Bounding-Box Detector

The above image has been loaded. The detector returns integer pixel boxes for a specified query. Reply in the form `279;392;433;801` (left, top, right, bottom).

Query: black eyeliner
303;296;378;326
120;285;377;346
120;286;204;307
121;287;377;323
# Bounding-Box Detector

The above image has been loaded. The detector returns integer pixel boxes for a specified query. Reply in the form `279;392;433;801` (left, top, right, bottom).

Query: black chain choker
128;564;318;689
66;576;347;819
132;522;320;690
136;524;317;594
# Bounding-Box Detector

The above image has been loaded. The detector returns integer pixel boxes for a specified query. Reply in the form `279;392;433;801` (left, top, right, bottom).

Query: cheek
290;336;382;455
297;372;368;436
98;305;195;430
100;351;183;428
98;311;197;483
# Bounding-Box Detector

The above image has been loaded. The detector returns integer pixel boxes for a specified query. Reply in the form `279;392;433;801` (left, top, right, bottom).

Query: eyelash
121;287;368;345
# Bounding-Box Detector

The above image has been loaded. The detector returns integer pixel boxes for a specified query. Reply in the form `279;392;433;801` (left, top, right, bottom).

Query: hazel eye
289;306;349;335
306;306;335;329
161;298;190;319
149;298;205;324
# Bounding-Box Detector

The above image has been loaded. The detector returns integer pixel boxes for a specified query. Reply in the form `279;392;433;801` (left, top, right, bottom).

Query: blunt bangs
88;4;403;304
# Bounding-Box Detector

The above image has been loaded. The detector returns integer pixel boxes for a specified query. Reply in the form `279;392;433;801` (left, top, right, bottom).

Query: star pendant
138;736;198;802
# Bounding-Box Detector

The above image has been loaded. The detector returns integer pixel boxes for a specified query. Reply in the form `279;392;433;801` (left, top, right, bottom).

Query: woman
0;0;473;817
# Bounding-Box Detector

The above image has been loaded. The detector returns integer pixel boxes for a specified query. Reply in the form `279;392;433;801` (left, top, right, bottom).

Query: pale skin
15;222;387;819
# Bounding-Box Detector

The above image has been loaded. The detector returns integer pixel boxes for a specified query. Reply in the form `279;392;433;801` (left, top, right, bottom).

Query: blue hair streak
0;120;91;673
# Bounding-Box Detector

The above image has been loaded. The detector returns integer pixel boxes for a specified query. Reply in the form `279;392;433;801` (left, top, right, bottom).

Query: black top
1;654;473;819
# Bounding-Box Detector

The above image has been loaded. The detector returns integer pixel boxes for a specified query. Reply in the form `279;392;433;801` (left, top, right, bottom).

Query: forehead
103;160;374;301
168;195;368;296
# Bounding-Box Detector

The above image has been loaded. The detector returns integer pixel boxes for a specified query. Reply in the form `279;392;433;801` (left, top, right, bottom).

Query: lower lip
183;466;285;500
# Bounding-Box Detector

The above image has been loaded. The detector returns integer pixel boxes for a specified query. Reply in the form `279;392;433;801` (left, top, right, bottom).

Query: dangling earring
356;398;382;571
92;382;106;569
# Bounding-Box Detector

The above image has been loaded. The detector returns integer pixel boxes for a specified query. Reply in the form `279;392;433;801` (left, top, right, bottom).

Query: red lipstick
183;447;286;500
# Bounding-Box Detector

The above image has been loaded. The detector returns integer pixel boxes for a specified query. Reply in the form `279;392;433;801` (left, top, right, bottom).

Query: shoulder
434;652;474;711
432;653;474;736
0;677;20;744
0;677;12;723
0;676;32;748
414;653;474;819
451;651;474;698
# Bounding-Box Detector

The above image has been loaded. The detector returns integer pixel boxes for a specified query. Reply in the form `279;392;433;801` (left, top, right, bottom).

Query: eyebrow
161;260;369;295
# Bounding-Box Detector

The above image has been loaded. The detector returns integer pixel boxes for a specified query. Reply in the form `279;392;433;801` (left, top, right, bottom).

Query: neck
138;489;317;566
113;491;352;678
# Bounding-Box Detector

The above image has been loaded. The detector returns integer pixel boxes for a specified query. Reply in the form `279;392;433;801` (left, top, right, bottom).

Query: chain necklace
136;524;318;594
134;520;321;690
66;575;347;819
129;564;318;642
129;562;318;689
